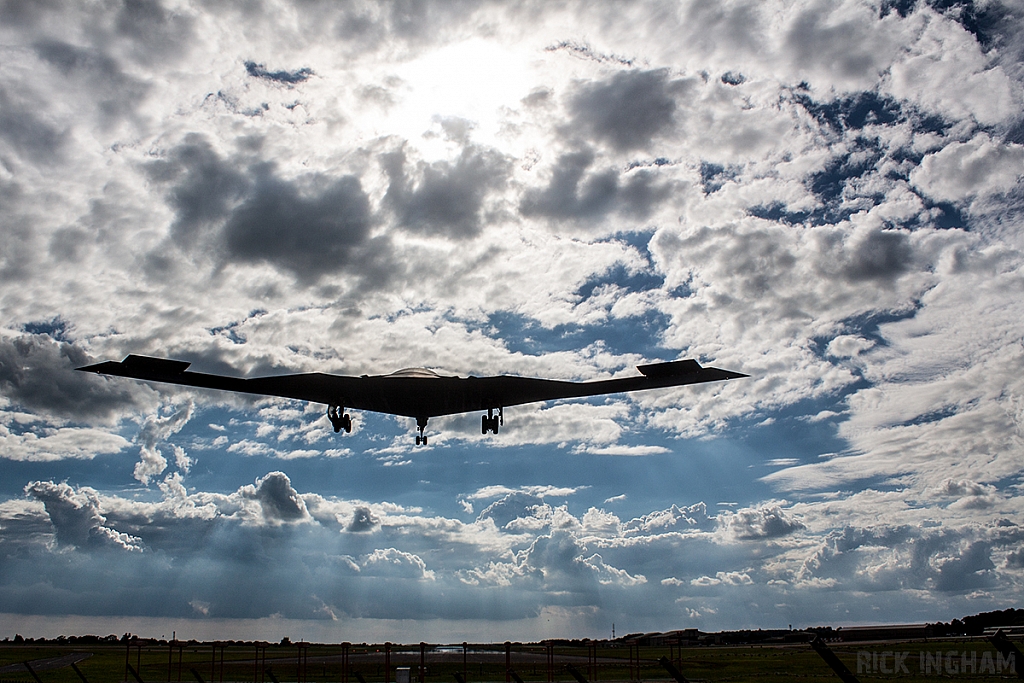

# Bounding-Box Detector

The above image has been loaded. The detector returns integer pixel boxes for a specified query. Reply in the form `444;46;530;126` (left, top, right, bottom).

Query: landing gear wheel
328;405;352;433
482;408;502;434
415;416;429;446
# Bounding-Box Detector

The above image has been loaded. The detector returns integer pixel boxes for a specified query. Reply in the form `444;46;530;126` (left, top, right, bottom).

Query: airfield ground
0;636;1019;683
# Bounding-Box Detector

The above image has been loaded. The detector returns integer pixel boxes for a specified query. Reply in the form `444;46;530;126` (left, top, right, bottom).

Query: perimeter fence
0;633;1020;683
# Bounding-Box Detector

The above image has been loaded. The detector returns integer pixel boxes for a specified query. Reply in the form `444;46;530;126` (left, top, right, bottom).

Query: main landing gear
415;416;429;446
328;405;352;433
482;407;503;434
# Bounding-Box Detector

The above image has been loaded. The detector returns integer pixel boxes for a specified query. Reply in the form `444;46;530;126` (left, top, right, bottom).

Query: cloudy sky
2;0;1024;643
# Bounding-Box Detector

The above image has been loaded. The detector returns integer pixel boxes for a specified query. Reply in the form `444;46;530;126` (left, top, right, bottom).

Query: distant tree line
927;608;1024;637
4;609;1022;646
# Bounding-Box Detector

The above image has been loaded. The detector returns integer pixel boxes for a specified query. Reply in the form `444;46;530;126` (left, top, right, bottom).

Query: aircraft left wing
77;355;747;444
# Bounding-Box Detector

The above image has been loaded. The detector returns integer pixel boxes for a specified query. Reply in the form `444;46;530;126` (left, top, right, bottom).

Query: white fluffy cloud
911;134;1024;202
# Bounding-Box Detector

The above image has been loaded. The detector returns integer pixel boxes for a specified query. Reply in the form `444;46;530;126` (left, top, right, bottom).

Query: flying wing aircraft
77;355;747;445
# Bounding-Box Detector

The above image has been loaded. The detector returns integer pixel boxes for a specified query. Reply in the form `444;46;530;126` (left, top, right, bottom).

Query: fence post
71;661;90;683
565;663;589;683
657;657;689;683
127;663;145;683
809;637;860;683
987;630;1024;680
21;662;44;683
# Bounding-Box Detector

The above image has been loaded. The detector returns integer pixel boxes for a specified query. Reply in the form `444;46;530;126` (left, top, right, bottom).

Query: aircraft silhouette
78;355;747;445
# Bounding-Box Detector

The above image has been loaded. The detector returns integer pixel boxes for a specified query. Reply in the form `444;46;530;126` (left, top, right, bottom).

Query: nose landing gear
415;416;429;446
482;407;503;434
328;405;352;433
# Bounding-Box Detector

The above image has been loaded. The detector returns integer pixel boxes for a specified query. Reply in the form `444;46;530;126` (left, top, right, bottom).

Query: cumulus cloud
623;502;715;534
361;548;434;579
382;142;511;238
934;478;1001;510
222;173;376;283
347;505;379;532
24;481;142;551
145;134;387;285
476;492;548;529
519;147;672;223
826;334;874;358
720;505;804;541
911;135;1024;203
794;520;1016;597
690;570;754;587
567;69;691;152
240;471;310;524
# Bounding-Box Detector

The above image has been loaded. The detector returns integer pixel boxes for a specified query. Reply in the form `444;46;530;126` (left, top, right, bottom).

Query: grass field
0;637;1017;683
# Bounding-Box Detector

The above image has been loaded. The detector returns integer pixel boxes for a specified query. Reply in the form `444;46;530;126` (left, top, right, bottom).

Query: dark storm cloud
723;505;804;540
148;135;387;284
145;135;249;245
0;333;150;422
822;227;914;282
382;143;510;238
567;69;690;152
520;148;616;219
801;524;1013;594
1006;548;1024;569
934;540;996;592
519;147;671;222
0;86;67;161
244;61;315;84
242;471;310;523
223;172;374;281
786;10;882;82
347;506;379;532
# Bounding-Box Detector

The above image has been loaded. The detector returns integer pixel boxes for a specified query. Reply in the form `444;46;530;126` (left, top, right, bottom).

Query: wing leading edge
77;355;747;444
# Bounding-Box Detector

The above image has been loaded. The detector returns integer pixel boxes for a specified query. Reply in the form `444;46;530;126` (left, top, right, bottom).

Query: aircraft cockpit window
386;368;442;379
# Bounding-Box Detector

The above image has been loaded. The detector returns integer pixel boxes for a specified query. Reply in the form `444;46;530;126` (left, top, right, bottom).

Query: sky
1;0;1024;644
